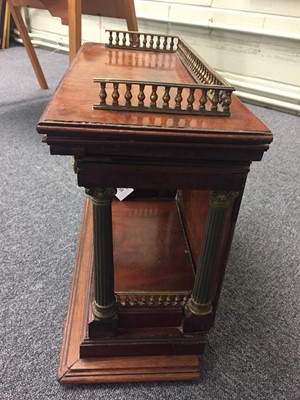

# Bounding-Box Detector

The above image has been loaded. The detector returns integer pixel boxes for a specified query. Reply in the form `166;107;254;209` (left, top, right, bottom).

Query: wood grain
7;0;48;89
112;199;195;292
57;199;202;383
39;41;272;384
37;43;272;140
177;190;209;267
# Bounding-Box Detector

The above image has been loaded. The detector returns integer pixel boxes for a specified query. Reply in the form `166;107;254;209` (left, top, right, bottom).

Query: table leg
7;1;48;89
67;0;81;63
124;0;139;32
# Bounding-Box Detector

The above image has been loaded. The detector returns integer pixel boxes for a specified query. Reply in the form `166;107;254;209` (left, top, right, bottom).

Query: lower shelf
112;197;195;292
57;198;203;383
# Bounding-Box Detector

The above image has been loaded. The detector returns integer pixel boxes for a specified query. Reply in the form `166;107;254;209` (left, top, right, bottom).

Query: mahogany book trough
37;32;272;383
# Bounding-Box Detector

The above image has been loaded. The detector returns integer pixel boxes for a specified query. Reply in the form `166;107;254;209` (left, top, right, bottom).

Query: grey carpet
0;45;299;400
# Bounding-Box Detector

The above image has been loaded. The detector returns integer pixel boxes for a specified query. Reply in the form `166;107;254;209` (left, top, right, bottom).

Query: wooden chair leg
67;0;81;64
124;0;138;32
7;0;48;89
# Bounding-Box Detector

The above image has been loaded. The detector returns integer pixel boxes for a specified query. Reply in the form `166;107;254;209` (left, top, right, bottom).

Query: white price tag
115;188;134;201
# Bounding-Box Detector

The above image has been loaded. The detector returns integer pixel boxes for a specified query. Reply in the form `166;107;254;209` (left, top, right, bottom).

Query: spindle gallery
93;31;234;116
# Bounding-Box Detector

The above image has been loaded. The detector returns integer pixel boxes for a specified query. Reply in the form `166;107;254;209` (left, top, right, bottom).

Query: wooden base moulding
57;198;203;384
37;40;272;386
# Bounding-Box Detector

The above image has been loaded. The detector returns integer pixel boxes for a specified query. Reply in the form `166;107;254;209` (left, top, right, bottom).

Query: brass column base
93;301;117;319
186;298;213;316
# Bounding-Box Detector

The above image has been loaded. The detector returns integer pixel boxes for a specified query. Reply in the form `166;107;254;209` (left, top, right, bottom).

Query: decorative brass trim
105;30;179;53
93;30;235;116
93;79;232;116
115;291;191;307
93;301;117;319
72;156;76;173
176;38;231;87
186;298;212;316
85;188;117;205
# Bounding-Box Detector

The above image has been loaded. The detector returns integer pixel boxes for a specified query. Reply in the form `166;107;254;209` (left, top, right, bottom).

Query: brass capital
209;191;239;208
85;188;117;205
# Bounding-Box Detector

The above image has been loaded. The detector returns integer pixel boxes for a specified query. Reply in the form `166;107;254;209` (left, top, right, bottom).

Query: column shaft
86;188;117;319
191;206;227;305
93;200;115;308
187;191;239;315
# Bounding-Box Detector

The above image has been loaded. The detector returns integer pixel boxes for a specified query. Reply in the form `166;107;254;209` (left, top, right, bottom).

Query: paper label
115;188;134;201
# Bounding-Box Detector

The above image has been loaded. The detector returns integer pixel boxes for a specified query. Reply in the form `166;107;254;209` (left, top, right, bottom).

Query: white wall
20;0;300;113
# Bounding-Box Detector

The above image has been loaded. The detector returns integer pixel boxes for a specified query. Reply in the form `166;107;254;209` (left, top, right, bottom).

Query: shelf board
57;198;201;383
112;198;195;293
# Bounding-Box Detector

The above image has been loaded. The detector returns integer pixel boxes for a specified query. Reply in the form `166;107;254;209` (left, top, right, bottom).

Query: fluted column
85;188;117;319
186;191;239;316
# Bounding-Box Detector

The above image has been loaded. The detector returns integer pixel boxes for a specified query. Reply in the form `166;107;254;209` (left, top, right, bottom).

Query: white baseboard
219;71;300;115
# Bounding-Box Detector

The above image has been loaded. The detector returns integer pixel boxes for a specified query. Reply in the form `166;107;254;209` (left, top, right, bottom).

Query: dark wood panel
80;336;205;358
116;306;183;328
77;162;248;190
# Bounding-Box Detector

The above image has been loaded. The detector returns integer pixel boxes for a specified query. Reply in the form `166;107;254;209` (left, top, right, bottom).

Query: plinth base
57;199;202;384
58;355;200;384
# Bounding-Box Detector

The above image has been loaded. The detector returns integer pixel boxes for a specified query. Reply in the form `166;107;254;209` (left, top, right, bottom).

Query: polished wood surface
57;199;201;383
37;41;272;383
112;199;194;291
37;43;272;206
37;43;272;184
39;44;271;138
177;190;209;267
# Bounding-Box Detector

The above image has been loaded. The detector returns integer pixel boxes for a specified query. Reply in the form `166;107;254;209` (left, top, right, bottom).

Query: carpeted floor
0;45;299;400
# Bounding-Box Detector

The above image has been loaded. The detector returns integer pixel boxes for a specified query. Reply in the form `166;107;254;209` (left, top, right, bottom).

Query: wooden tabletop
37;42;272;164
